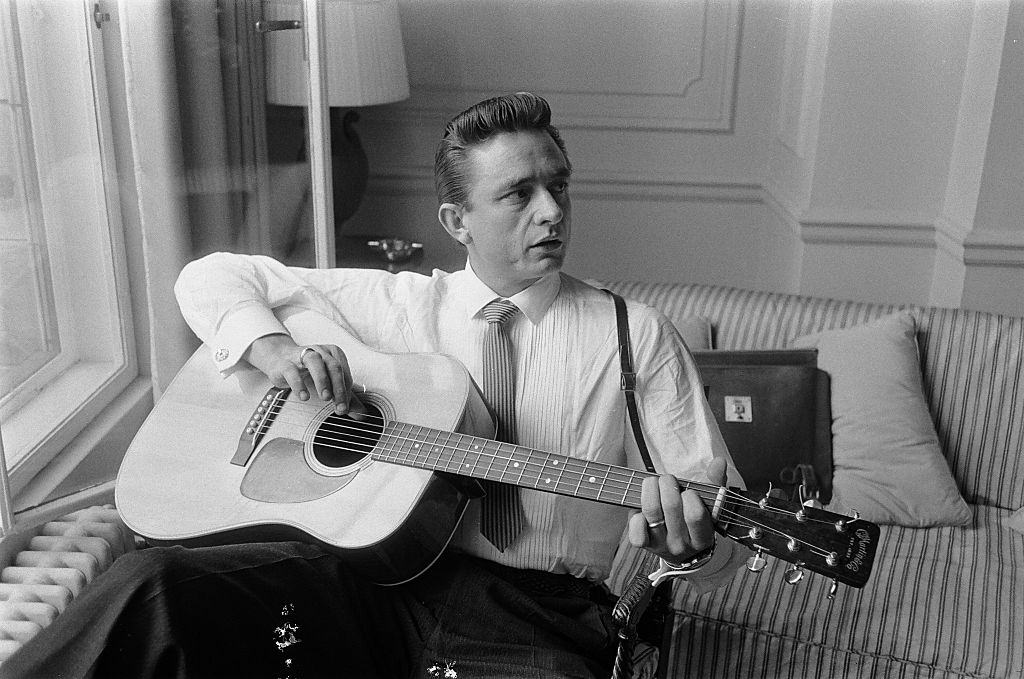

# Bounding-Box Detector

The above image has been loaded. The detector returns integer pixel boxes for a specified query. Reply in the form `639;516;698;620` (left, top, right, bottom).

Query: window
0;0;339;533
0;0;134;512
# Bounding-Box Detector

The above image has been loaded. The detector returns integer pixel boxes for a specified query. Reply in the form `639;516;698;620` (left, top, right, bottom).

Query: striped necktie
480;298;525;551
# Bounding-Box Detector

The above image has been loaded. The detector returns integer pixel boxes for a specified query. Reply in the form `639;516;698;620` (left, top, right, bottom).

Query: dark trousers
0;542;618;679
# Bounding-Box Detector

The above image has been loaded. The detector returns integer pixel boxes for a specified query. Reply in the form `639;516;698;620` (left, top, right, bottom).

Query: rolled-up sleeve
174;252;393;374
626;304;750;590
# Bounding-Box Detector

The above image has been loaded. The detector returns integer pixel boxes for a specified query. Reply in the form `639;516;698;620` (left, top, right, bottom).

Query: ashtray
367;238;424;263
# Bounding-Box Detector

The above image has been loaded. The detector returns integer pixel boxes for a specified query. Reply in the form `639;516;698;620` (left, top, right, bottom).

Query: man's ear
438;203;471;246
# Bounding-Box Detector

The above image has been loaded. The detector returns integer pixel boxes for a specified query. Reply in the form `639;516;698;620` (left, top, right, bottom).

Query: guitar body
116;306;496;585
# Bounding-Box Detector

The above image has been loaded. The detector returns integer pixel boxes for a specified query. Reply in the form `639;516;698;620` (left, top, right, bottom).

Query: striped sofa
602;281;1024;679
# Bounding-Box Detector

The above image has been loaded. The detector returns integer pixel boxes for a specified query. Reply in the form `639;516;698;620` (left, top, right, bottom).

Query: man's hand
627;457;727;566
243;333;366;417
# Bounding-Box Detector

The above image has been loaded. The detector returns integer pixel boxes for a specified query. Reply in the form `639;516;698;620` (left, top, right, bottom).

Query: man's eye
551;181;569;194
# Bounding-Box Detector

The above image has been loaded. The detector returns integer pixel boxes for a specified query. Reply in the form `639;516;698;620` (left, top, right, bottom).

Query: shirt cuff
678;538;748;595
208;302;288;374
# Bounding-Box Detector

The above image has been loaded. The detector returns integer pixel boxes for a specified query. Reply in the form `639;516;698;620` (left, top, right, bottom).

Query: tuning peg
746;548;768;573
827;579;839;600
834;510;861;533
783;563;805;585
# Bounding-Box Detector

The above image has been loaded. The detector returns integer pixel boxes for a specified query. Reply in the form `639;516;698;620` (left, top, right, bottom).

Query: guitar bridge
230;387;289;466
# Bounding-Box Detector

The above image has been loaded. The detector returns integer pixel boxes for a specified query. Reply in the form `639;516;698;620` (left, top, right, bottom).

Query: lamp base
330;108;369;228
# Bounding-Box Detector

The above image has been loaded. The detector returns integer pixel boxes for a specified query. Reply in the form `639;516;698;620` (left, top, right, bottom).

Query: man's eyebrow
498;167;572;192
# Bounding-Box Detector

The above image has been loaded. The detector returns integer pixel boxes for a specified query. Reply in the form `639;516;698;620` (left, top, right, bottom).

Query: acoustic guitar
116;306;879;589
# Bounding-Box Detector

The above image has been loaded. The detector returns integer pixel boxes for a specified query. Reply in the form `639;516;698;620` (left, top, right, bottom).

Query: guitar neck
317;413;880;590
373;420;712;511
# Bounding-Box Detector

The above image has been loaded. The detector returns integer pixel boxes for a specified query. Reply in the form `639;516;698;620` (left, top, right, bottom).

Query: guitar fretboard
372;421;698;510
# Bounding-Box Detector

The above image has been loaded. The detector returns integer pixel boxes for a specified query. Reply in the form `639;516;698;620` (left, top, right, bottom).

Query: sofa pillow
791;312;971;527
1007;507;1024;535
676;316;712;351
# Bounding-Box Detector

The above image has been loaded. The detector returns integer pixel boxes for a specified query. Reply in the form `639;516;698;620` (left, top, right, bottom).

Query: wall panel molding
390;0;743;131
963;229;1024;267
368;166;762;204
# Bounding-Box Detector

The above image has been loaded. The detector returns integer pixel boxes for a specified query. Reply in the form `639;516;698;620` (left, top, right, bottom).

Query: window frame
0;0;137;511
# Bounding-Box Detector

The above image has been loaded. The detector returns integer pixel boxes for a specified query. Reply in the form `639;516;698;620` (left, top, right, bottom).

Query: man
2;92;743;679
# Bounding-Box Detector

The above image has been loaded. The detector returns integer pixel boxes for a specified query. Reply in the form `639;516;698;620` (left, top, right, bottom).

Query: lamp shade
265;0;410;107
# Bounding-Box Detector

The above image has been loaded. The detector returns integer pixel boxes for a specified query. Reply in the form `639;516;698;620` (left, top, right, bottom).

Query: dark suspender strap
605;290;656;474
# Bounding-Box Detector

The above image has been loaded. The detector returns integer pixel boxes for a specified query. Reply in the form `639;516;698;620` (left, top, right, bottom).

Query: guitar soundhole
311;404;384;468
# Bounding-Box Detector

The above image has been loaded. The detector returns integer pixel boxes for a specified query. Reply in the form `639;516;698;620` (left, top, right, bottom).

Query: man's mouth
531;238;562;251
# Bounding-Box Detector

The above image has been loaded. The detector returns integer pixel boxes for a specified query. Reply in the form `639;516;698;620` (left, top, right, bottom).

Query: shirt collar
454;261;561;325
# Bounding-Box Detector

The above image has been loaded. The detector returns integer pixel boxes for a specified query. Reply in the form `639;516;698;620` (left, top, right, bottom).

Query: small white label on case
724;395;752;422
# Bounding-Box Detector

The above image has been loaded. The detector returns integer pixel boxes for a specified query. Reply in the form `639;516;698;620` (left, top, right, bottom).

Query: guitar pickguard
240;437;357;503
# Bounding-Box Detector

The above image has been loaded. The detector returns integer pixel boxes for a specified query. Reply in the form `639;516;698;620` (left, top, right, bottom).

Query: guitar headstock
716;487;880;589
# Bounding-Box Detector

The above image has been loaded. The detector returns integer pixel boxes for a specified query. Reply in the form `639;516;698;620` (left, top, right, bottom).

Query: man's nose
534;188;564;224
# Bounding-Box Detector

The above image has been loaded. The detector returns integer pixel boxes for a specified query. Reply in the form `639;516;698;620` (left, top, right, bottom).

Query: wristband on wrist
661;540;716;573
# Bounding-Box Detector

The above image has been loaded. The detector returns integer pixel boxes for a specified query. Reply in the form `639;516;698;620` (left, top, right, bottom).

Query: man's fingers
681;489;715;551
627;511;652;548
279;363;309;399
296;345;367;416
706;457;728;487
300;349;330;400
322;346;349;403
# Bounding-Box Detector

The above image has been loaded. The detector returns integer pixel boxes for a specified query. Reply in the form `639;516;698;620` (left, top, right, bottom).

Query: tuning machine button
746;548;768;573
783;563;805;585
835;510;861;533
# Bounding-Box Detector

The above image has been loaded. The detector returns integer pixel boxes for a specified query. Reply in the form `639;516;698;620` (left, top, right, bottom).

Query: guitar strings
270;411;839;561
249;401;846;560
334;421;837;559
259;398;732;503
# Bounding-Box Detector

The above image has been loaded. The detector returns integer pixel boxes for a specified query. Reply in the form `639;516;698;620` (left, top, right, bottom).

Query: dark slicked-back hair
434;92;570;206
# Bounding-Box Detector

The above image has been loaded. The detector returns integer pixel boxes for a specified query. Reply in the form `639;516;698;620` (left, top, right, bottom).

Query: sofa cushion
676;315;712;351
666;504;1024;679
791;312;971;527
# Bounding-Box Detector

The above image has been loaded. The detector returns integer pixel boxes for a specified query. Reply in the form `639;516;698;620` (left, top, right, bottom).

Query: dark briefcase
692;349;833;503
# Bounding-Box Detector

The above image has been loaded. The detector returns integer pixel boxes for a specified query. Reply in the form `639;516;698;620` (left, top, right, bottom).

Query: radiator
0;505;135;663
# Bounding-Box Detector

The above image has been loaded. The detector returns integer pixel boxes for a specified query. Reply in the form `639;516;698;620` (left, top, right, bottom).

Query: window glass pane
0;1;60;408
171;0;316;267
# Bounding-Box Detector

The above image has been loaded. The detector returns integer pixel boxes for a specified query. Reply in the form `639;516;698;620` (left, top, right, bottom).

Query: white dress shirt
174;252;745;586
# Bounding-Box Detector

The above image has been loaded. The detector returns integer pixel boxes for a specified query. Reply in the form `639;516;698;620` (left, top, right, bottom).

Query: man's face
442;129;572;297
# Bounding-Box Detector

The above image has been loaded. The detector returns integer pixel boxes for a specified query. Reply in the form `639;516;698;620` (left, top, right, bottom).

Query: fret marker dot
545;478;551;484
414;444;420;449
513;462;520;468
589;476;597;483
551;460;559;466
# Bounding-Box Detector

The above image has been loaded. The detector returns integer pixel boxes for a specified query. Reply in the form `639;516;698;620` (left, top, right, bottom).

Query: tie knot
482;299;519;326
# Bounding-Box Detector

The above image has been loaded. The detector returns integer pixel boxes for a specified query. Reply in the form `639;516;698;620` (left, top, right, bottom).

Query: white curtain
115;0;197;397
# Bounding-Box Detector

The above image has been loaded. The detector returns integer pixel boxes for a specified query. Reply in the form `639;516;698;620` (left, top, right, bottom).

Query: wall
346;0;1024;316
